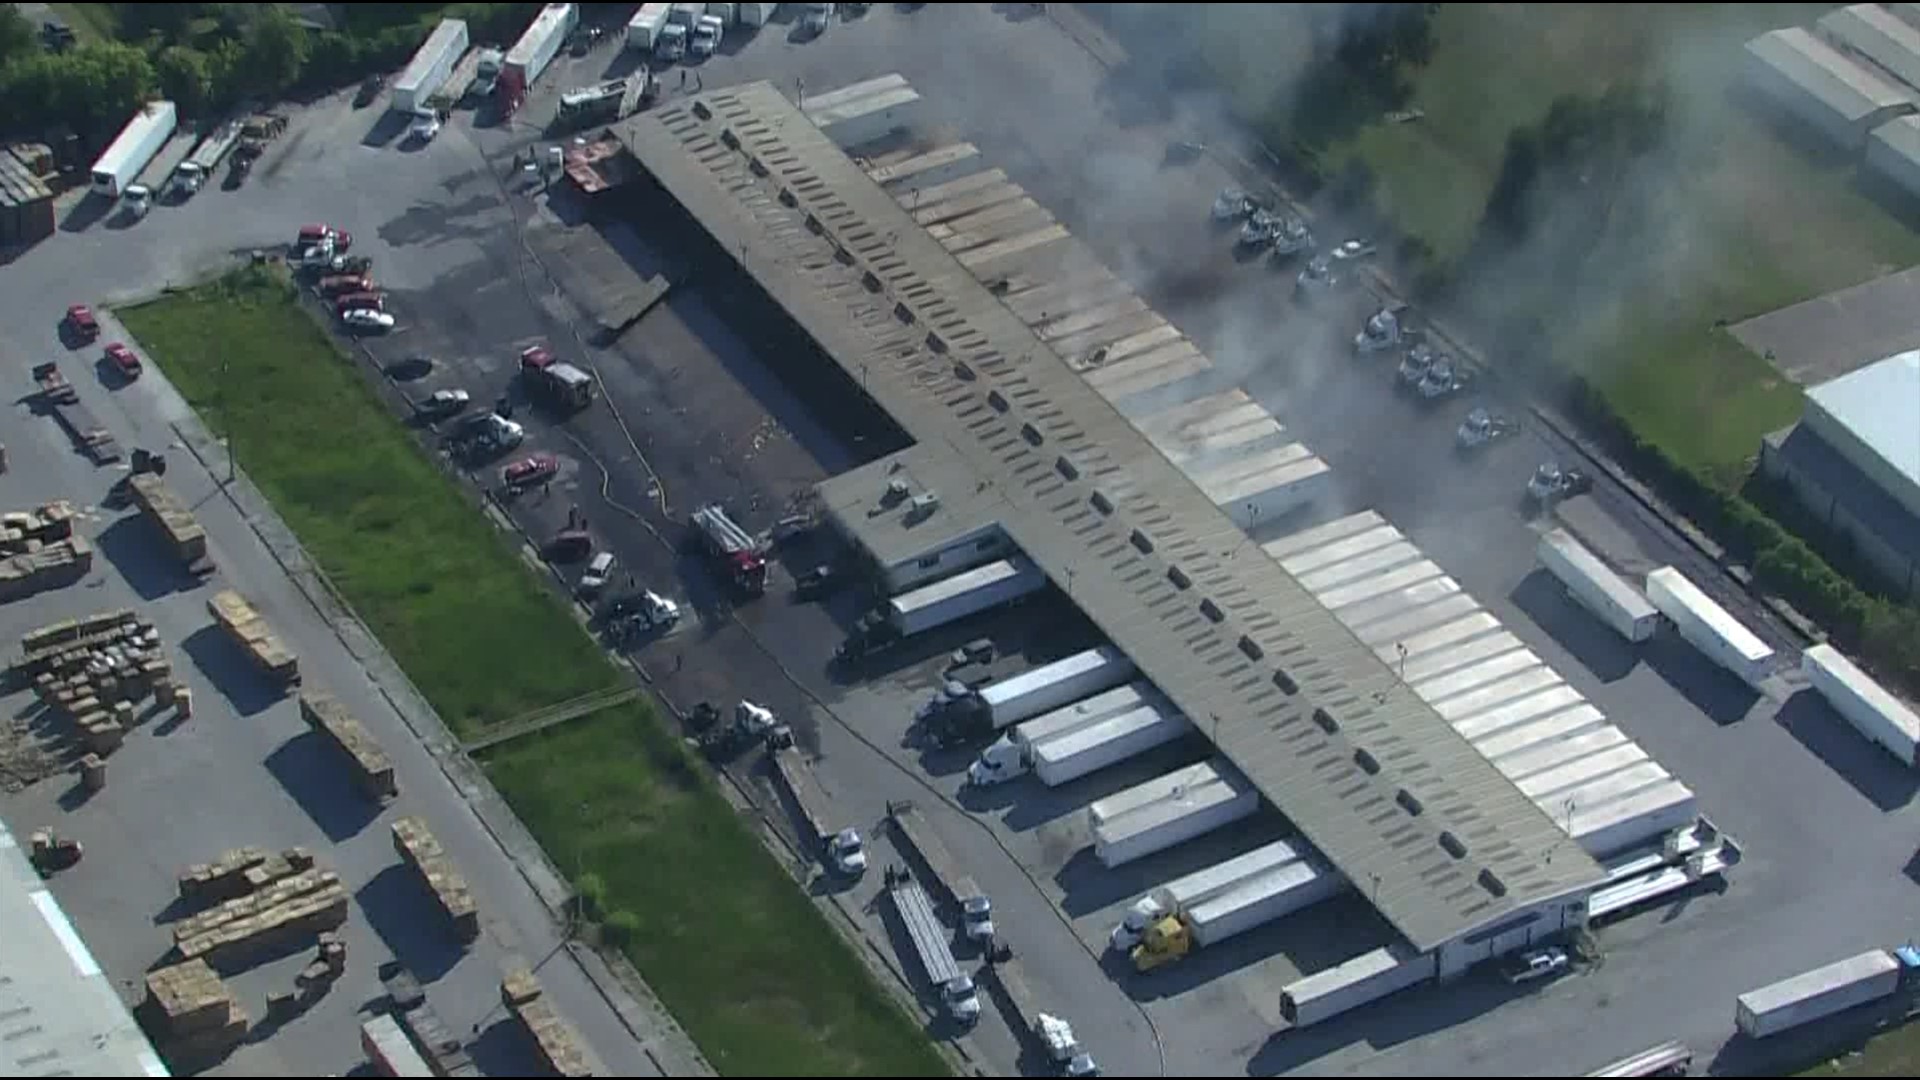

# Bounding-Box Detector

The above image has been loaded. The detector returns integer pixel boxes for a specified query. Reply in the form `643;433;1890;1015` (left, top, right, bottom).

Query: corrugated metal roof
1871;111;1920;169
0;821;169;1077
0;146;55;209
1746;27;1915;122
1808;349;1920;499
615;83;1603;951
1820;4;1920;92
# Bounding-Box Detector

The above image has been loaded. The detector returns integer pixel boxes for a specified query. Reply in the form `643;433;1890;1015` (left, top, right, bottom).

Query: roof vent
908;492;941;520
883;478;910;505
718;126;739;148
693;100;713;120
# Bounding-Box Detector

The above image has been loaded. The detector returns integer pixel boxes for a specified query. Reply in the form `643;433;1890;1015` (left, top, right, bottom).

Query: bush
602;909;640;948
574;870;607;921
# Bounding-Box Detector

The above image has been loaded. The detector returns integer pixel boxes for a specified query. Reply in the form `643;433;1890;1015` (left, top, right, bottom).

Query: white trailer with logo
979;646;1137;730
1538;529;1659;643
393;18;470;114
91;101;177;198
1645;567;1773;685
1803;644;1920;767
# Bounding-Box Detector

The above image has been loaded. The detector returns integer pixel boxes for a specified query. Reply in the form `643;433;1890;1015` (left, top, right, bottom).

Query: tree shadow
181;624;289;717
354;864;468;983
1776;688;1920;812
264;731;383;841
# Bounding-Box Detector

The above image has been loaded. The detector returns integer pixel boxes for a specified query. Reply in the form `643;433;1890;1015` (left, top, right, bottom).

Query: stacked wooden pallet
0;534;92;601
502;968;595;1077
17;611;171;755
206;590;299;687
392;816;479;941
142;958;248;1060
299;691;397;802
177;846;315;905
172;867;349;967
127;473;213;574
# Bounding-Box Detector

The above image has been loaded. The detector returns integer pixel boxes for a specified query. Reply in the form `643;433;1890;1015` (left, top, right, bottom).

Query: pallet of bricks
15;609;174;756
382;964;481;1077
391;816;479;942
206;589;299;688
0;500;92;601
502;968;596;1078
171;855;347;969
127;473;214;576
141;957;248;1063
299;690;397;802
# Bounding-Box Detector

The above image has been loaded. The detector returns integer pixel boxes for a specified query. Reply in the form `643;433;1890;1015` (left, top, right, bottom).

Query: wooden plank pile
206;589;299;687
501;968;596;1078
0;500;75;547
171;866;348;967
299;691;397;802
391;816;479;942
142;958;248;1060
0;534;92;601
15;610;172;755
177;845;315;905
382;963;481;1077
127;473;213;575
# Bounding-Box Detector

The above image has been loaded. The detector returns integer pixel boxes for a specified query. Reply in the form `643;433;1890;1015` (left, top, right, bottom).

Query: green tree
155;45;214;118
602;909;640;948
0;43;158;139
116;3;205;45
0;5;35;66
232;6;307;99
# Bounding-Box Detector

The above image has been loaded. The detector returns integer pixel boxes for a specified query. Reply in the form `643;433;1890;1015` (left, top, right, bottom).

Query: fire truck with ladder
689;504;767;598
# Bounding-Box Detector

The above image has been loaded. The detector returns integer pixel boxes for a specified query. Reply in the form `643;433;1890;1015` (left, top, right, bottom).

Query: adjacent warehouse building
1744;26;1915;152
1819;3;1920;93
616;84;1607;976
1;819;169;1076
0;143;57;248
1867;112;1920;199
1761;350;1920;596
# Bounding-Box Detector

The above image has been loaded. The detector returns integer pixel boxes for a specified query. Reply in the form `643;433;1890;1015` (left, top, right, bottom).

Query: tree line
0;3;537;144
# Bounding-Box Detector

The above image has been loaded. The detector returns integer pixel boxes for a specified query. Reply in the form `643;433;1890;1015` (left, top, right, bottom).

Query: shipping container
1281;944;1438;1028
1736;950;1901;1038
1031;698;1191;786
979;646;1136;729
1089;760;1230;828
1188;854;1346;946
1802;644;1920;767
1539;529;1659;643
886;556;1047;636
91;101;177;197
1092;772;1259;868
626;3;673;50
501;3;579;107
1014;683;1153;748
1645;567;1774;685
393;19;470;114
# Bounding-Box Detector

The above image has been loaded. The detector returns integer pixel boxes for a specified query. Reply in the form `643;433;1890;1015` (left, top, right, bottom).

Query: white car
410;113;442;143
578;551;616;595
342;308;396;332
641;590;681;627
828;828;867;875
1331;238;1377;261
1505;945;1570;984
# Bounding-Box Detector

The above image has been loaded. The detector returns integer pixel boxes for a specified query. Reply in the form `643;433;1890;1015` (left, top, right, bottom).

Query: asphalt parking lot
13;4;1920;1078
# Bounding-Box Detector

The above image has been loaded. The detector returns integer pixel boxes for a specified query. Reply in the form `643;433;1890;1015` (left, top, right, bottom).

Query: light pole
1397;642;1409;680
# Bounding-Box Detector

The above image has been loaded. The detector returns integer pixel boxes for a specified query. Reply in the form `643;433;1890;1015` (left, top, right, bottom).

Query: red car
295;224;354;251
520;344;556;372
334;291;385;315
104;342;141;378
319;273;372;296
66;304;99;342
502;452;559;488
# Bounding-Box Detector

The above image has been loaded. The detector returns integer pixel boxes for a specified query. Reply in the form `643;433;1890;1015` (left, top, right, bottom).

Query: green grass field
1269;4;1920;480
48;3;118;42
118;269;948;1078
1799;1021;1920;1077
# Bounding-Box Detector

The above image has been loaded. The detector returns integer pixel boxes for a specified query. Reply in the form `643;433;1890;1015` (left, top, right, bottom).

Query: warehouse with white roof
1745;26;1916;152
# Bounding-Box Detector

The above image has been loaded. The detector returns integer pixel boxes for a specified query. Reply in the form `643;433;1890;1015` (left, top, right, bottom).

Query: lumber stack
172;867;348;967
17;611;171;754
392;817;479;942
206;589;299;687
0;500;75;548
142;958;248;1059
501;968;596;1077
0;536;92;600
127;473;213;574
299;691;397;801
177;845;314;905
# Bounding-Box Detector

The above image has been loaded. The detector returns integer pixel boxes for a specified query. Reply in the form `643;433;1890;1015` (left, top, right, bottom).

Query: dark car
355;75;386;109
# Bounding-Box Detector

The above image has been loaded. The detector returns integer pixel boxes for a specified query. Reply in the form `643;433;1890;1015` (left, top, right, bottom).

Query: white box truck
1538;529;1659;643
1735;949;1910;1039
1803;644;1920;767
92;101;177;198
739;2;778;26
392;18;470;115
1645;566;1774;685
979;646;1137;730
626;3;673;51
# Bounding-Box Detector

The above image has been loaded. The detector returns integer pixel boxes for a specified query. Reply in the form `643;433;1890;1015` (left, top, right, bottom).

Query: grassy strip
1798;1020;1920;1077
118;268;948;1078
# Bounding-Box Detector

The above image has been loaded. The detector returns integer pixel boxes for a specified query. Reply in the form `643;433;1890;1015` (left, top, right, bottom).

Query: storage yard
11;5;1920;1079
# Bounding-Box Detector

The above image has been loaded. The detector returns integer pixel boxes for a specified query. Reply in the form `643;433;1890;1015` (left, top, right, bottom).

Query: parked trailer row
393;18;469;115
887;801;993;942
1736;947;1919;1039
92;101;177;198
1111;837;1312;949
969;682;1161;785
1802;643;1920;767
979;645;1137;731
1090;758;1258;868
1537;529;1659;643
1280;943;1438;1028
887;556;1047;636
500;3;578;111
1645;566;1774;685
1585;1040;1692;1077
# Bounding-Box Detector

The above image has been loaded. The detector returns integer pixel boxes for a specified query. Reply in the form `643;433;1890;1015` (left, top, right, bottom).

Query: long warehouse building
613;83;1606;966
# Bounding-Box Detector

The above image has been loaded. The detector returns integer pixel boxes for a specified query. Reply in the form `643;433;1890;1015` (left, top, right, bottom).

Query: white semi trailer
91;101;178;198
1089;759;1258;868
1645;567;1774;685
1280;944;1438;1028
969;683;1153;785
1110;836;1320;950
392;18;470;114
978;646;1136;731
1802;644;1920;767
1735;948;1918;1039
969;683;1190;786
886;556;1048;637
1538;529;1659;643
